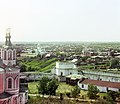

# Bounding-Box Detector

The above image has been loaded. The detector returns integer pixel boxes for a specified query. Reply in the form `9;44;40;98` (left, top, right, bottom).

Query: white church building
52;62;78;76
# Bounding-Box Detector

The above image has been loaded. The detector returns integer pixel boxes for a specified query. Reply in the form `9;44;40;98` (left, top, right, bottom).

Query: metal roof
80;79;120;89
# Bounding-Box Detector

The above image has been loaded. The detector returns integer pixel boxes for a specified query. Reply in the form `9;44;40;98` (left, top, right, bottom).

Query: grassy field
28;81;107;99
28;81;39;94
28;82;89;96
21;58;57;72
40;62;56;72
28;82;74;94
56;82;74;94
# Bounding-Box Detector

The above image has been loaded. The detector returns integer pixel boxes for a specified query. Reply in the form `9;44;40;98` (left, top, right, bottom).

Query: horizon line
1;40;120;43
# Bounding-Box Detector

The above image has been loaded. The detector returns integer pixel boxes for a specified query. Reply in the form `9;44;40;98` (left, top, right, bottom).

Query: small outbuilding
66;74;87;86
78;78;120;92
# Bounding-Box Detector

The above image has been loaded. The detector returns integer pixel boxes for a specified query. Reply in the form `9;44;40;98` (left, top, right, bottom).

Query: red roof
80;79;120;89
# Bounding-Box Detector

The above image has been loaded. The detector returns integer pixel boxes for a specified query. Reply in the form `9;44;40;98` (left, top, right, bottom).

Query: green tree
27;66;34;71
47;78;59;95
106;91;120;102
37;77;59;96
71;85;80;98
37;77;50;96
106;95;114;104
110;58;119;68
106;61;110;67
20;64;27;72
81;56;90;62
87;84;99;99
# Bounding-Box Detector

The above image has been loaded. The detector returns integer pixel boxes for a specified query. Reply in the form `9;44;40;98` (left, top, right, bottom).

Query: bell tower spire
5;28;12;47
1;28;16;66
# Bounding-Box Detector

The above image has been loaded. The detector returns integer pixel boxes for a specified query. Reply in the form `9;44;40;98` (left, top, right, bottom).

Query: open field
56;82;74;94
21;58;57;72
28;81;107;99
28;82;74;94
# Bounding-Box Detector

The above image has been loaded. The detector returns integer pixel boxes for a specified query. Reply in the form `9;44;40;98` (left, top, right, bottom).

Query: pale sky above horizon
0;0;120;42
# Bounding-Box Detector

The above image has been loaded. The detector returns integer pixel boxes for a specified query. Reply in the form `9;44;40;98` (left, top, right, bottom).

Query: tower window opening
4;51;7;60
8;51;12;60
8;78;12;89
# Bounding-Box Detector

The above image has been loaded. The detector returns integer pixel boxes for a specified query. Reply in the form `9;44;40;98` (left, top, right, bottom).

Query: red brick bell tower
0;29;28;104
1;28;20;95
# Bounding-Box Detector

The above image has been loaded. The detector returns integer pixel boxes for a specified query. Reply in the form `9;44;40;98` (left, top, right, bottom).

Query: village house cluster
17;41;120;93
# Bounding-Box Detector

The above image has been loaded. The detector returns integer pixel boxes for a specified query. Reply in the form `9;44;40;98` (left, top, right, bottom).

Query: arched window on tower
13;50;16;60
2;50;4;59
8;78;12;89
20;96;22;104
4;51;7;60
14;97;17;104
15;76;19;89
8;50;12;60
7;99;11;104
3;100;7;104
0;49;1;59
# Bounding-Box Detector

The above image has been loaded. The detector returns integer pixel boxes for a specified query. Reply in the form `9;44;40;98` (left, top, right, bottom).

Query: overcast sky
0;0;120;42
